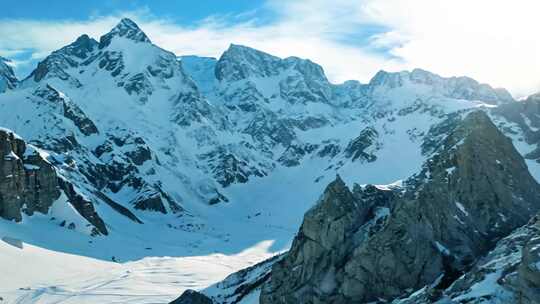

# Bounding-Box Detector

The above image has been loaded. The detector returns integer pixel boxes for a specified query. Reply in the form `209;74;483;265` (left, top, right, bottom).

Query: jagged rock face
491;93;540;162
0;128;110;235
399;214;540;303
0;57;18;92
517;218;540;303
57;178;108;236
201;148;267;187
278;142;318;167
260;177;397;304
215;44;283;82
169;289;213;304
215;44;333;109
261;111;540;303
243;110;296;148
0;129;60;221
203;254;285;304
344;127;379;162
33;85;99;136
27;34;98;85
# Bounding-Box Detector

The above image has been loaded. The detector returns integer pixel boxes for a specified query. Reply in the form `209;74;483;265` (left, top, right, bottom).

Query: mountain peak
118;17;140;29
215;44;282;81
99;18;151;49
65;34;98;59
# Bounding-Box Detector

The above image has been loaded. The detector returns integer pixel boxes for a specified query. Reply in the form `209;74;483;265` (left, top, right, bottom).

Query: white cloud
360;0;540;97
0;1;538;97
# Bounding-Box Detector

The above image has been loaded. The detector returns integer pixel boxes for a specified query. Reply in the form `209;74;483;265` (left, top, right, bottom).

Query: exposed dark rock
208;191;229;205
202;149;266;187
171;92;218;127
492;94;540;162
344;126;379;162
279;57;331;105
92;190;143;224
0;129;60;221
27;34;97;84
169;289;213;304
215;44;282;82
98;50;124;76
58;178;108;235
0;57;18;92
33;85;99;136
244;111;296;148
124;73;153;104
206;254;285;304
261;111;540;303
317;142;341;158
125;138;152;166
278;143;319;167
133;191;167;213
400;214;540;303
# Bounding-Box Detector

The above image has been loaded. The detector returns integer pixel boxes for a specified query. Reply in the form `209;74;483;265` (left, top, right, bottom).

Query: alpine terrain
0;18;539;304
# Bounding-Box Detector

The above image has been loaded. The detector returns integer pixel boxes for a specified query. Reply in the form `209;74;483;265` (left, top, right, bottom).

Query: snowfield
0;237;277;304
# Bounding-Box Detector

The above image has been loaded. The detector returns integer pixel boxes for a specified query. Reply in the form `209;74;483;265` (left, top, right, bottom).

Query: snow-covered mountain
0;57;18;92
0;18;539;304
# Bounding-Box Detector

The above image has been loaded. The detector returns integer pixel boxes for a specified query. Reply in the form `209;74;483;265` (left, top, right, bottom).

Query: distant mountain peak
368;68;514;104
0;56;18;92
99;18;151;49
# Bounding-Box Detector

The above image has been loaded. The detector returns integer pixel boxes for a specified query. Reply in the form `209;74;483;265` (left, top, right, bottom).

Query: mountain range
0;18;539;304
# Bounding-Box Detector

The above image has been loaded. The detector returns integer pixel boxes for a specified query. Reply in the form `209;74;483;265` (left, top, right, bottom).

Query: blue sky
0;0;268;24
0;0;538;96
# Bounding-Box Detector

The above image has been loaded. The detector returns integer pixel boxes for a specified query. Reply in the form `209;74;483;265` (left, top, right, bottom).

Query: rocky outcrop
344;126;379;162
0;128;108;235
0;128;60;221
492;93;540;162
261;111;540;303
91;190;143;224
26;34;97;85
399;213;540;303
0;57;18;92
169;289;213;304
33;85;99;135
201;147;267;187
204;254;285;304
278;142;318;167
57;178;108;235
133;192;167;214
260;178;398;304
215;44;282;82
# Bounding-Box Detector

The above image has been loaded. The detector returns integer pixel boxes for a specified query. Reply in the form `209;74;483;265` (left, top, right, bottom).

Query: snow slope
0;236;276;304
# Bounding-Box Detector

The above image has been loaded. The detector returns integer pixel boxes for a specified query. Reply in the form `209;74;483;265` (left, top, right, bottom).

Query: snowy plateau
0;18;539;304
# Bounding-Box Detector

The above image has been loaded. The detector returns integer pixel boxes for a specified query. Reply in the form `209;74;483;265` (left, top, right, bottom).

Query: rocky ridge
0;128;106;235
259;111;540;303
